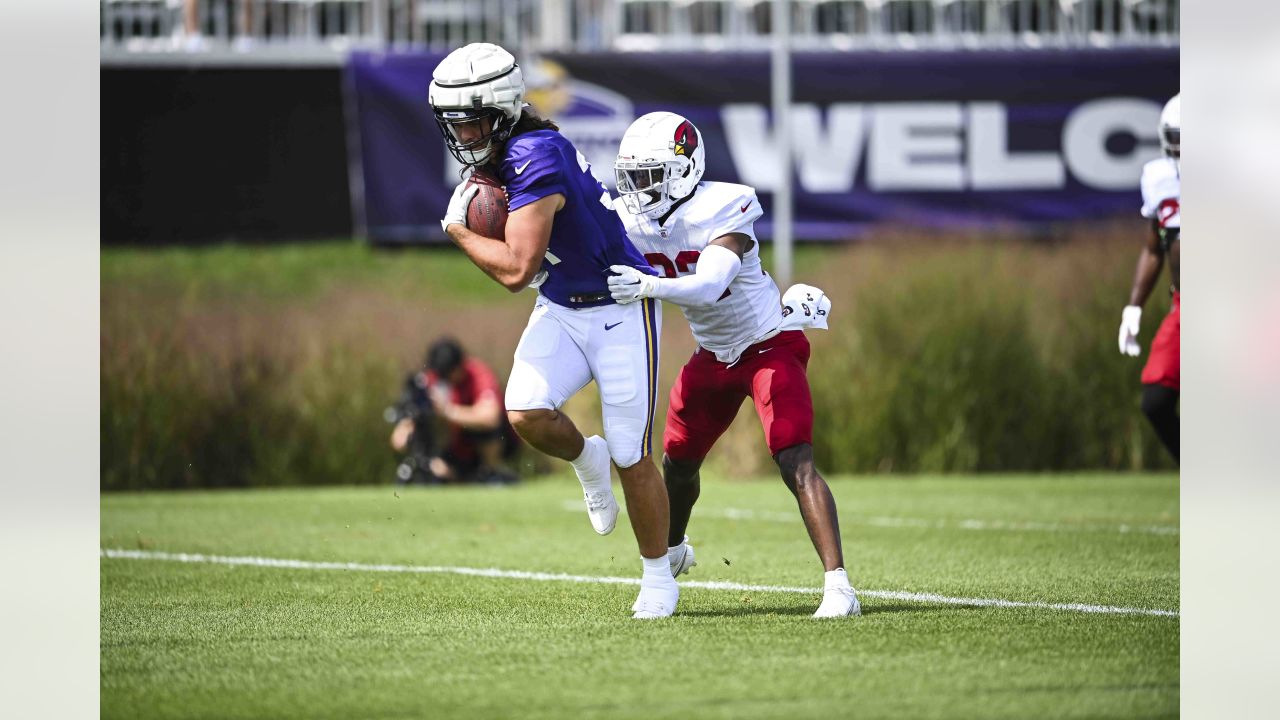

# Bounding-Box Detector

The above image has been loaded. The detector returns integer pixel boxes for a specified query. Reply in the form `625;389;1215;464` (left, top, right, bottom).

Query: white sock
570;436;606;488
824;568;851;591
642;555;671;580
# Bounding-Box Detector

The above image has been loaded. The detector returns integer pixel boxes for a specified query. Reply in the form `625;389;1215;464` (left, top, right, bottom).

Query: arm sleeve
649;244;742;308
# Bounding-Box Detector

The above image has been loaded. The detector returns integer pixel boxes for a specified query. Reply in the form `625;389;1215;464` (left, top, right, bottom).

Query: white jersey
617;181;781;363
1139;157;1180;229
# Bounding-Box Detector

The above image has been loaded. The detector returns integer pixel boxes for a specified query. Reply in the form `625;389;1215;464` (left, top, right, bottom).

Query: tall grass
101;232;1174;490
799;225;1174;474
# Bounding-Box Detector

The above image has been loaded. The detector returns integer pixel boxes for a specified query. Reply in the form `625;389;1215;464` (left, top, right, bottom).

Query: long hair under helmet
428;43;525;167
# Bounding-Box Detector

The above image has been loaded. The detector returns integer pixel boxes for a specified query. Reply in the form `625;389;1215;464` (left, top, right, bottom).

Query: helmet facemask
434;105;514;168
1161;126;1179;162
615;157;692;218
615;112;705;219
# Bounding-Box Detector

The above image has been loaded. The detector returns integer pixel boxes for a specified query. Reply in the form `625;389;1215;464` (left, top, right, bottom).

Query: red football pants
664;330;814;461
1141;292;1180;390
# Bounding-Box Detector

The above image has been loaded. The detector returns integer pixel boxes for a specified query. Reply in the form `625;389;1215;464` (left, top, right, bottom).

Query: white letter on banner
794;104;865;192
968;103;1065;190
1062;98;1161;190
869;104;964;191
722;104;779;190
722;103;866;193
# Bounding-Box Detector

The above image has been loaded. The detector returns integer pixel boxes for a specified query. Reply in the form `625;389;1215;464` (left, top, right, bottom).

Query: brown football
465;169;508;239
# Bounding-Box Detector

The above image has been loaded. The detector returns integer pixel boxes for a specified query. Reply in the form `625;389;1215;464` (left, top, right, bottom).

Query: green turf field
101;473;1178;719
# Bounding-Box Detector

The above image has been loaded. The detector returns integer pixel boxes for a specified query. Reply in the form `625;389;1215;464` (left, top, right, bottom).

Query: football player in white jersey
606;112;860;618
1119;93;1180;462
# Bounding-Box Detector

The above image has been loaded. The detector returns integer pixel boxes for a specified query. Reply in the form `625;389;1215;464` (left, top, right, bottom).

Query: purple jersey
498;129;654;308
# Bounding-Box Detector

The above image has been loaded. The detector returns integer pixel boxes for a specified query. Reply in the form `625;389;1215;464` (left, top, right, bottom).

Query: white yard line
101;548;1179;618
560;501;1179;536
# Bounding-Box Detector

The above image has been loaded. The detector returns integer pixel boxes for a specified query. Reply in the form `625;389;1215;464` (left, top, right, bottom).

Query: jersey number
541;153;609;273
574;150;614;211
644;250;700;279
644;251;732;301
1156;198;1180;228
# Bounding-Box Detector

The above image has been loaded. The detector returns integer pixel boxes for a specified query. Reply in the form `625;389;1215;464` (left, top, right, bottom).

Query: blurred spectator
386;338;519;485
178;0;255;52
574;0;606;50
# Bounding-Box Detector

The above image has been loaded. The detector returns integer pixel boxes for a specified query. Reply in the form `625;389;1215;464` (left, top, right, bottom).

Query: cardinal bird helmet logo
672;120;698;157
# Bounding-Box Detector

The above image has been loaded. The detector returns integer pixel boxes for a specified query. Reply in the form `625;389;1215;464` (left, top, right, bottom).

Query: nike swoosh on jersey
740;201;752;213
758;347;773;354
514;160;533;175
605;321;623;331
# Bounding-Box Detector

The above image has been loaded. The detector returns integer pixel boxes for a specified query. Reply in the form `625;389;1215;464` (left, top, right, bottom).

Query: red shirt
426;357;501;410
424;358;504;462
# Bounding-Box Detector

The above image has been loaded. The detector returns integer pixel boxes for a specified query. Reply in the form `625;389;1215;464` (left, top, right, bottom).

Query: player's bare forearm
448;194;560;292
446;225;530;291
1127;246;1165;308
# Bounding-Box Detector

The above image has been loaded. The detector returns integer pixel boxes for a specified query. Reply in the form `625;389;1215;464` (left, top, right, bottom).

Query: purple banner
346;49;1178;243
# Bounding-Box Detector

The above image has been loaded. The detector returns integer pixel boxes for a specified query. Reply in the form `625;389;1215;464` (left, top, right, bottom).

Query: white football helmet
428;43;525;167
614;112;705;218
1159;93;1180;162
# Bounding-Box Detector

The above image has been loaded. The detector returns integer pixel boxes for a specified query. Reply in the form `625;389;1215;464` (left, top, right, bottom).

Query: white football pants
505;295;661;468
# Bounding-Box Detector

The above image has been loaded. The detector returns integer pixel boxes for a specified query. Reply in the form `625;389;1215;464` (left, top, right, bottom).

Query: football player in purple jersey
430;43;678;619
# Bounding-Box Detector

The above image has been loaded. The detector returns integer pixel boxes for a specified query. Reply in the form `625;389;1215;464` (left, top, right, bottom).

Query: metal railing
101;0;540;61
611;0;1178;50
101;0;1178;63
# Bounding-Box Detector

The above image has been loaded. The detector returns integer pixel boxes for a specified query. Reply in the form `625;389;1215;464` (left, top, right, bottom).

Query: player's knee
603;417;649;469
775;444;816;491
608;441;642;470
507;408;554;437
663;453;702;488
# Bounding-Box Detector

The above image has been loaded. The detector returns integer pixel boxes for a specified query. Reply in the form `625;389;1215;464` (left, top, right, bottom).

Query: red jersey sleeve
463;359;501;405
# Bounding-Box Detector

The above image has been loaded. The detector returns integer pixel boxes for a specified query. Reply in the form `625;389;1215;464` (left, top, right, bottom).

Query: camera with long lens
384;373;442;484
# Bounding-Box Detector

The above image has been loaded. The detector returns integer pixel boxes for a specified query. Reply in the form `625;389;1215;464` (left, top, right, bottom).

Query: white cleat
583;488;619;535
631;577;680;619
575;435;618;535
668;536;697;577
812;586;862;618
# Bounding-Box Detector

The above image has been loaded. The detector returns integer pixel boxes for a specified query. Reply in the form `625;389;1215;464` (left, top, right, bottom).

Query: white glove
607;265;658;304
440;181;479;233
527;269;548;289
1118;305;1142;356
780;284;832;331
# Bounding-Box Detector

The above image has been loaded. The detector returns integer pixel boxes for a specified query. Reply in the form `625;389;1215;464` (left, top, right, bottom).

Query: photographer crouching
387;338;519;485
